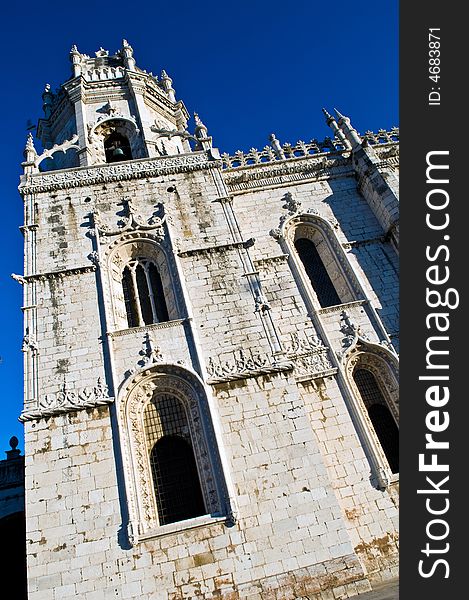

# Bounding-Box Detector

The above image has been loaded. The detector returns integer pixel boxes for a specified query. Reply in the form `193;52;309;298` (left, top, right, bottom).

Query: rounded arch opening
104;131;132;162
119;363;231;535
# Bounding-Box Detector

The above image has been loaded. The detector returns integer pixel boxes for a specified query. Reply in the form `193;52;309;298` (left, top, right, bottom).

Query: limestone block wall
24;388;374;600
21;150;399;599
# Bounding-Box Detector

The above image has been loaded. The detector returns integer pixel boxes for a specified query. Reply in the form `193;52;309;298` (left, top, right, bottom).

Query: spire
333;108;362;150
42;84;54;118
323;108;351;149
70;44;82;77
333;108;346;120
121;39;136;71
24;132;36;155
160;69;176;103
22;133;38;173
193;112;212;150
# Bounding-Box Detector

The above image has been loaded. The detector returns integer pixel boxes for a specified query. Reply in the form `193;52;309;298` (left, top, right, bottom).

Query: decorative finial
194;112;206;130
269;133;285;159
25;132;36;153
322;108;333;121
95;47;109;57
6;436;21;460
70;44;79;54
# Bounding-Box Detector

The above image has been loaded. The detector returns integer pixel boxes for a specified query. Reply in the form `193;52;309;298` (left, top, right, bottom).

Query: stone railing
0;456;24;490
221;128;399;170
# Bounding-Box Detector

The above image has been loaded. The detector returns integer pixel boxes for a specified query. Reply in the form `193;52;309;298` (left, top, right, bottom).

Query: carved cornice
109;318;189;338
317;300;368;315
20;378;113;421
24;265;96;282
284;331;337;382
223;155;352;193
207;349;294;384
178;239;253;258
19;152;218;194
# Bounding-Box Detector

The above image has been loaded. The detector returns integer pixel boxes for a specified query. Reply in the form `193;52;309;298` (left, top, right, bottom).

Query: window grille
354;368;399;473
294;237;341;307
144;394;206;525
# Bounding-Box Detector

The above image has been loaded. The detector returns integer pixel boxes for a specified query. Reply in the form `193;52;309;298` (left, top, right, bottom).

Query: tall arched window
294;237;341;307
144;394;206;525
353;368;399;473
121;259;169;328
104;131;132;163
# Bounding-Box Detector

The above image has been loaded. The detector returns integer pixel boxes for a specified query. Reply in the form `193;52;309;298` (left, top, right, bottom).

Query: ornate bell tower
18;41;399;599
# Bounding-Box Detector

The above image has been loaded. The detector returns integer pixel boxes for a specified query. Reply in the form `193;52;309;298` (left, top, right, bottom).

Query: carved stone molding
178;239;253;258
284;332;336;381
109;318;188;338
19;152;218;194
206;348;294;384
317;299;367;315
20;377;113;421
24;265;96;282
223;155;352;193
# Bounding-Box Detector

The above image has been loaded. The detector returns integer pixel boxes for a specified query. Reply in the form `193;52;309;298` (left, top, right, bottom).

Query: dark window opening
354;368;399;473
295;237;341;307
121;261;169;328
149;263;169;322
122;266;138;328
150;436;206;525
104;132;132;163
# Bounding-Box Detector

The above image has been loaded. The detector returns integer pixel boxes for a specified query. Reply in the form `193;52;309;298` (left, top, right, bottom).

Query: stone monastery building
15;40;399;599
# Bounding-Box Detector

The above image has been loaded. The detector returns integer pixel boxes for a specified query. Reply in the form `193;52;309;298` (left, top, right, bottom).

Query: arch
89;117;146;164
281;213;365;311
104;131;132;162
118;363;230;537
353;368;399;473
344;340;399;480
107;236;177;330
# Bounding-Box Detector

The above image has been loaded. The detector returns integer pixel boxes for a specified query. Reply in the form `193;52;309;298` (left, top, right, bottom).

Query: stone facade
16;41;399;599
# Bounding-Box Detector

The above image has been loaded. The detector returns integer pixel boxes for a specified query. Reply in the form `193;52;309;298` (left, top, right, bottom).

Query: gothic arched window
144;394;206;525
104;131;132;163
121;259;169;328
294;237;341;307
353;368;399;473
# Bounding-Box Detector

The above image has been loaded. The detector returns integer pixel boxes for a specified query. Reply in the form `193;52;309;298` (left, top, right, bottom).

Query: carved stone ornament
206;348;293;384
125;333;165;379
93;199;166;241
284;331;336;380
20;377;113;421
34;134;80;169
20;153;217;195
117;364;232;539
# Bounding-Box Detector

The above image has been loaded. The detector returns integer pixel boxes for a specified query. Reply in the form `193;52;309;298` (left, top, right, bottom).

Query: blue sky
0;1;398;452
